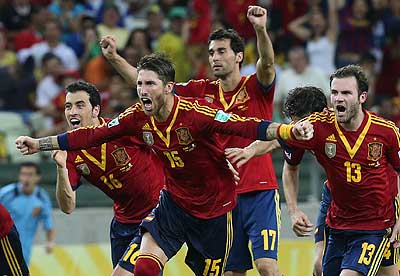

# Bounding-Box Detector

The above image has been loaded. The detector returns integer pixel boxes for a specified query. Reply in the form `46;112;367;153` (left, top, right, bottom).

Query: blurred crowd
0;0;398;162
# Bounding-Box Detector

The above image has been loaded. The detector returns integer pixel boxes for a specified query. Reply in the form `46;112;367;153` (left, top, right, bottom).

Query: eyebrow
209;47;226;52
65;100;85;107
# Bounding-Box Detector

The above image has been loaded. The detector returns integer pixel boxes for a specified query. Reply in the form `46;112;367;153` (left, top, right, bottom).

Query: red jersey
58;96;270;219
66;118;164;224
286;111;400;230
175;74;277;194
0;203;13;238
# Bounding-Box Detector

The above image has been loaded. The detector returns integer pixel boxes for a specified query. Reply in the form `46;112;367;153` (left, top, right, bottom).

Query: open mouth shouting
335;104;346;117
141;97;153;112
69;118;81;129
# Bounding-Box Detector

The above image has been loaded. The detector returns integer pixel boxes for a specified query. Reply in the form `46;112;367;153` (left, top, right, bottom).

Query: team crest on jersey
175;127;193;145
76;163;90;175
236;88;250;103
111;147;131;166
325;142;336;158
143;132;154;146
367;142;383;161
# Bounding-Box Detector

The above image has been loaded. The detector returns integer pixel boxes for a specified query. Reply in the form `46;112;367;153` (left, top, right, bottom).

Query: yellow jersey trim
150;98;180;148
334;112;371;159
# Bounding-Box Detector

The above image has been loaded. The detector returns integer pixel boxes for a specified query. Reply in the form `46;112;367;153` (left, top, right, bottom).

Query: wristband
278;124;294;141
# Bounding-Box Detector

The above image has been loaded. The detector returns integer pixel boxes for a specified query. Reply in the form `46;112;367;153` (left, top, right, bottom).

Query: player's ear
236;52;244;65
92;105;100;118
165;81;174;94
359;91;367;104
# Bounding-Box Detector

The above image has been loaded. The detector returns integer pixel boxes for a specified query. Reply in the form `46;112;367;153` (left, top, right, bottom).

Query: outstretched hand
15;136;39;155
292;120;314;141
225;147;256;168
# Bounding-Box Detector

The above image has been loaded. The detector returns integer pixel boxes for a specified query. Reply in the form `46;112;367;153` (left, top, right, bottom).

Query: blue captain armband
57;133;70;150
257;120;272;140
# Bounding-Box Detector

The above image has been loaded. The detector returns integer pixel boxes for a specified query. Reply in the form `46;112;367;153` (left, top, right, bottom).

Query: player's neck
341;109;365;131
154;95;175;122
93;118;101;126
219;70;242;92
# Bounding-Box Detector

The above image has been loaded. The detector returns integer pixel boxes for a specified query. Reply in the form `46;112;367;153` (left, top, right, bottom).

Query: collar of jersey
334;112;371;159
150;96;180;148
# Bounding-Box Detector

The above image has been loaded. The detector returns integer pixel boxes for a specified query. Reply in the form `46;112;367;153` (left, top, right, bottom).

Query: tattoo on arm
39;137;54;151
266;123;279;140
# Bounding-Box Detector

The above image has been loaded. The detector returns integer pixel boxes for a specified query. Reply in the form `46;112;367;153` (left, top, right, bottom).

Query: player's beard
338;101;360;125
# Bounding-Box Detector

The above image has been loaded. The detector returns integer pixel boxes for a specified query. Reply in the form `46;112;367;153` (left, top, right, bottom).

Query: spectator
0;30;17;75
145;4;165;50
17;19;79;70
36;53;63;109
275;46;329;120
288;0;338;77
48;0;86;41
65;13;97;58
217;0;257;40
336;0;374;67
375;26;400;104
96;3;129;50
12;6;48;52
83;53;113;91
0;0;36;32
0;162;55;265
156;7;190;82
124;0;155;30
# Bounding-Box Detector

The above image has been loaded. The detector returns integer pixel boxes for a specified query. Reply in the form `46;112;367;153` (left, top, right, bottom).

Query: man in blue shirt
0;162;55;265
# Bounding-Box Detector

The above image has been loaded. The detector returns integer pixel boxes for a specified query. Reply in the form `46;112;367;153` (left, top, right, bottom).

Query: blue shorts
315;182;331;243
226;189;280;271
0;225;29;276
110;217;141;270
140;189;233;276
323;229;391;276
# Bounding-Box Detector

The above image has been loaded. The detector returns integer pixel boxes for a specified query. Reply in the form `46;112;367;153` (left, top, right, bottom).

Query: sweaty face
330;77;366;124
137;70;169;117
65;91;97;129
208;39;241;78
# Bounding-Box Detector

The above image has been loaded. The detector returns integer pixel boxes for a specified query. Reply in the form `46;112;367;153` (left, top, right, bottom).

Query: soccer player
0;203;30;276
226;86;400;276
282;65;400;276
101;5;283;275
50;80;165;274
15;53;312;276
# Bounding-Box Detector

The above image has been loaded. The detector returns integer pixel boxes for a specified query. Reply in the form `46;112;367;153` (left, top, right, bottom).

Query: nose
69;105;79;115
211;52;220;62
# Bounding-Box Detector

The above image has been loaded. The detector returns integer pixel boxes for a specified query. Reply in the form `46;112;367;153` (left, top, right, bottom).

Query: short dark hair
41;52;61;68
19;162;40;175
330;65;369;95
137;53;175;84
283;86;328;119
65;80;101;116
208;29;245;66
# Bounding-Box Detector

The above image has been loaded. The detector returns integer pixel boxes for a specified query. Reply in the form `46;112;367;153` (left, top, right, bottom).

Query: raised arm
100;35;138;86
247;6;275;86
288;14;311;41
52;150;76;214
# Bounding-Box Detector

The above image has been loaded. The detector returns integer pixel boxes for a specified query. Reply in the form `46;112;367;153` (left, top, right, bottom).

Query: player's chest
204;86;253;113
316;131;387;169
72;143;134;179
